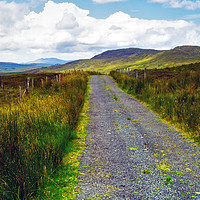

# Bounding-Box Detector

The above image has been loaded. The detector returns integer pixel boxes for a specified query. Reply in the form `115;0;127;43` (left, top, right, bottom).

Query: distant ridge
27;58;70;65
0;58;71;72
35;45;200;73
3;45;200;73
92;48;162;59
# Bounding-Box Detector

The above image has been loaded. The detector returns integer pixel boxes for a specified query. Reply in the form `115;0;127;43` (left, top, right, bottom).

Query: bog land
0;46;200;199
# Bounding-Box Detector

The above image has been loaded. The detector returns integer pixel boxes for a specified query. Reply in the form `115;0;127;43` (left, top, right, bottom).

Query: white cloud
92;0;126;3
56;13;79;29
183;14;200;19
0;1;29;35
0;1;200;62
149;0;200;10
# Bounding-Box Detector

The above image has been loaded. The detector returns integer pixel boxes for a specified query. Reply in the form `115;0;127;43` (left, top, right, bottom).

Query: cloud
0;1;29;34
30;0;48;9
149;0;200;10
56;13;79;29
183;14;200;19
92;0;126;3
0;1;200;62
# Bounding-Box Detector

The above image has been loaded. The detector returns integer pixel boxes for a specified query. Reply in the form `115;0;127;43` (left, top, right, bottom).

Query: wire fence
116;68;147;79
0;71;74;102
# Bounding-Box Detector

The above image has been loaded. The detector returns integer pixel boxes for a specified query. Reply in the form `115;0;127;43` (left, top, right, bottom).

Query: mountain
2;46;200;74
0;58;70;73
92;48;162;59
0;62;40;72
32;45;200;73
27;58;70;65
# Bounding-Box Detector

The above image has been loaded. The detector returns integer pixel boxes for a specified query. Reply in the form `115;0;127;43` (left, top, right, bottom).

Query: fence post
136;71;138;79
144;68;147;79
46;76;48;84
131;70;134;78
7;88;9;100
26;77;30;95
41;79;44;88
56;75;59;82
59;74;62;82
32;78;34;88
0;77;4;90
19;86;22;101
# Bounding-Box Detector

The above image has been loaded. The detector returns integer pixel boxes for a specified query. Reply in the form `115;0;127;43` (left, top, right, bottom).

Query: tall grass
0;72;90;199
110;65;200;143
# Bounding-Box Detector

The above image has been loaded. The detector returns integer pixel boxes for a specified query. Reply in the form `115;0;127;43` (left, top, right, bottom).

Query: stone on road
75;75;200;200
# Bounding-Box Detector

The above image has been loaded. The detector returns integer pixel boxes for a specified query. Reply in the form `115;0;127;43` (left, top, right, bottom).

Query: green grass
34;78;91;199
0;71;94;199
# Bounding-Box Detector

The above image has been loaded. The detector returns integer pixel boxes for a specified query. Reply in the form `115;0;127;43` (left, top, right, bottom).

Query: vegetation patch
161;176;175;185
130;147;138;151
110;63;200;144
142;169;153;174
0;71;94;199
157;164;171;172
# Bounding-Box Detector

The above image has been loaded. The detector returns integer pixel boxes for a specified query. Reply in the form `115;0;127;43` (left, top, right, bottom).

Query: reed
0;72;89;199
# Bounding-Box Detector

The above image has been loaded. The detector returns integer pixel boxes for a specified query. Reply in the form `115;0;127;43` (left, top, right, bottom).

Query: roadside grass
34;80;91;199
0;71;93;199
110;64;200;145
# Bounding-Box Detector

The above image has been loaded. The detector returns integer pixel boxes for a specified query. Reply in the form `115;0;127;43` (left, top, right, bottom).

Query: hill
22;45;200;73
0;62;42;72
0;58;70;73
27;58;70;65
92;48;162;59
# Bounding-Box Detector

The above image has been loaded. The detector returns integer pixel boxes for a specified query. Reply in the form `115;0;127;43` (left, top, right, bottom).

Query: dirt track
75;75;200;200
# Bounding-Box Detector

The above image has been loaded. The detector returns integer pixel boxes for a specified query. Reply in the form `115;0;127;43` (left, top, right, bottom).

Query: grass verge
110;69;200;146
33;78;91;200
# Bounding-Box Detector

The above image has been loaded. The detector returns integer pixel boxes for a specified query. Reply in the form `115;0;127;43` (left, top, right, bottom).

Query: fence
116;68;147;79
0;71;74;102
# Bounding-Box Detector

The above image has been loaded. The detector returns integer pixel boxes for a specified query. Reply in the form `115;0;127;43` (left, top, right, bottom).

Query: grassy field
0;71;98;199
110;62;200;144
1;63;199;199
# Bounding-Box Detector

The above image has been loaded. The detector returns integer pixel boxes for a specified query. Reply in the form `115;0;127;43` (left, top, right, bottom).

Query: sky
1;0;200;63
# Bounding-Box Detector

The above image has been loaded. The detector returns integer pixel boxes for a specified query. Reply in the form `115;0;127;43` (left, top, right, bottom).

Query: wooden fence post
41;79;44;88
7;88;9;100
59;74;62;82
32;78;34;88
0;77;4;90
26;77;30;95
144;68;147;79
131;70;134;78
19;86;22;101
56;75;59;82
136;71;138;79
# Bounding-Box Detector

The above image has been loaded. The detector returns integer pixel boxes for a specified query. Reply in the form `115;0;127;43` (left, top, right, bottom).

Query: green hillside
29;45;200;73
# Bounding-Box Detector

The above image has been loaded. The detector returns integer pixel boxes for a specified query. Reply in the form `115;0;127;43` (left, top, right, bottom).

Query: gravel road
75;75;200;200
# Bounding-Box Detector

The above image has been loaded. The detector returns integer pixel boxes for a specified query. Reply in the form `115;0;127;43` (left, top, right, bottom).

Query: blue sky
1;0;200;62
9;0;200;22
